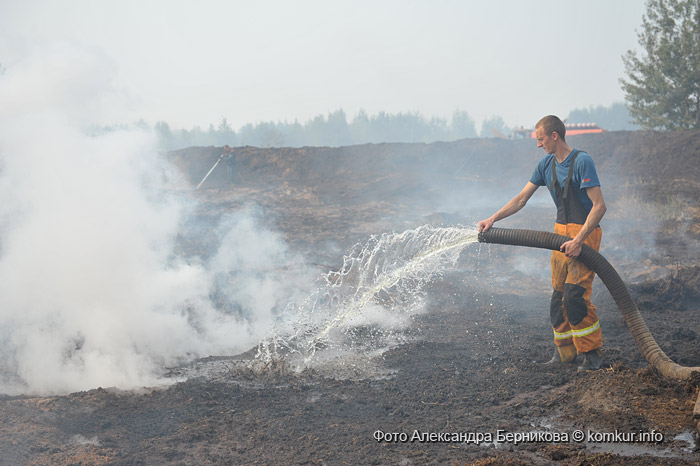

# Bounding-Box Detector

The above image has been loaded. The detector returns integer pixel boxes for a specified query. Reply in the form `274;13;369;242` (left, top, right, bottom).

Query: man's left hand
560;239;583;258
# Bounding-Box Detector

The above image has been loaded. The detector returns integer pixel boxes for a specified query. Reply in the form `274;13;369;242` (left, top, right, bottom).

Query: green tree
154;121;174;149
325;109;351;146
479;115;510;138
216;117;236;145
620;0;700;130
350;109;370;143
450;110;477;139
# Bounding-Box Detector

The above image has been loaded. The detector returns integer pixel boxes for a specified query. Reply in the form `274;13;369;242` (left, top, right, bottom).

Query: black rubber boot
577;349;603;372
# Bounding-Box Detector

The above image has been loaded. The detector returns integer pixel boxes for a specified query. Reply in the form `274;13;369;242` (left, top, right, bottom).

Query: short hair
536;115;566;142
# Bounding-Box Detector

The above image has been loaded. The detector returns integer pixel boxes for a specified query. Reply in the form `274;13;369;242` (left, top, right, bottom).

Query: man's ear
551;131;559;141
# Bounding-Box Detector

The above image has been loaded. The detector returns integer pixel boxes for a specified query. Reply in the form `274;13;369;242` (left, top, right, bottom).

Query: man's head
535;115;566;154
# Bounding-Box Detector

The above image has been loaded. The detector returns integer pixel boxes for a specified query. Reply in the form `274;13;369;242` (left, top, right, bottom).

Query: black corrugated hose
478;227;700;431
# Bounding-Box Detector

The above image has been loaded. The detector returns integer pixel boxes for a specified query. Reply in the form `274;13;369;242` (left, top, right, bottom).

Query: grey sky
1;0;647;130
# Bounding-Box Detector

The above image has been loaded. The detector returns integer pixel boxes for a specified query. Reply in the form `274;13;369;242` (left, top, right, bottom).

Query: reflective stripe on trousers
550;222;603;353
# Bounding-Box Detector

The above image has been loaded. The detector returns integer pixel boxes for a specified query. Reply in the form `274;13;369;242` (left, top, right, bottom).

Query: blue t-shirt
530;150;600;214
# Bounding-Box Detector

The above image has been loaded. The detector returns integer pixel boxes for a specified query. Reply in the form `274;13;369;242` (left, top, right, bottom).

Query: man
477;115;607;372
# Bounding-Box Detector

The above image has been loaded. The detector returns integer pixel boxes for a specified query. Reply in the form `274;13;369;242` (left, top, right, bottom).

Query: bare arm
560;185;607;258
477;182;539;232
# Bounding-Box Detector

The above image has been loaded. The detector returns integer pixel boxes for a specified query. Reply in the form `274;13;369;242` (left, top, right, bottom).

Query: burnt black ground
1;278;697;465
1;131;700;465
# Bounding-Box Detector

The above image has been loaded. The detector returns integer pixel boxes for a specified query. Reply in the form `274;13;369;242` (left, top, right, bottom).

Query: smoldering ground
0;41;321;395
0;40;463;397
166;129;700;390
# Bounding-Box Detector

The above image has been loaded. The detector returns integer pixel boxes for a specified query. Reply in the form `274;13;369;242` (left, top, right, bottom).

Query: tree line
149;104;636;150
153;109;489;150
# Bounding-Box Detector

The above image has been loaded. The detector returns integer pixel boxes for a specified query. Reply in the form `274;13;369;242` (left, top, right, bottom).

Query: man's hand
477;218;494;232
560;239;583;258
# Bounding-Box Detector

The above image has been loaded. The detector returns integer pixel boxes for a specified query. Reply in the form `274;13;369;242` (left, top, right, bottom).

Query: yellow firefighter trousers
551;223;603;354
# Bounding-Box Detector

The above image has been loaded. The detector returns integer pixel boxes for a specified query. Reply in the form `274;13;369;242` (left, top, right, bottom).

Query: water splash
256;224;478;366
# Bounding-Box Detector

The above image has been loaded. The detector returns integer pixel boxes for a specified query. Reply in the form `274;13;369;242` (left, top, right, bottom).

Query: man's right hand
477;218;494;232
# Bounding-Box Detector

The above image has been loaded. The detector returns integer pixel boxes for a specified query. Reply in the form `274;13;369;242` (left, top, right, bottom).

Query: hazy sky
1;0;648;130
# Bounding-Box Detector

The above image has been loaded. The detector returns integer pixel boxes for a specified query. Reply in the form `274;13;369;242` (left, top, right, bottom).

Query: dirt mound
169;130;700;194
573;130;700;184
632;265;700;312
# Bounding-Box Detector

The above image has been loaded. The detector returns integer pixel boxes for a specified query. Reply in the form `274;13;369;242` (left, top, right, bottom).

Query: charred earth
1;131;700;465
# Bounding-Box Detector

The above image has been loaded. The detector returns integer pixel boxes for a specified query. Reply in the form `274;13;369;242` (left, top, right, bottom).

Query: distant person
477;115;607;372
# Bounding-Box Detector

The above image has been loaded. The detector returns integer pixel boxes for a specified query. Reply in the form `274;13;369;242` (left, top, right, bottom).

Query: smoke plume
0;40;307;395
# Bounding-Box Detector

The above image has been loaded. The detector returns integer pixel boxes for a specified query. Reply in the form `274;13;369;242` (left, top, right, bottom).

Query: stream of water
255;224;479;366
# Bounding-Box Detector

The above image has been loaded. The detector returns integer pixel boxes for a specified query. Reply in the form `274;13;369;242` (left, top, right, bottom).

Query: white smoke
0;39;307;395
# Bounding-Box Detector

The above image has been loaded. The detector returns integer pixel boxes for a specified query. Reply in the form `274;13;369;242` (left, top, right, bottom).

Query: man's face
535;126;556;154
